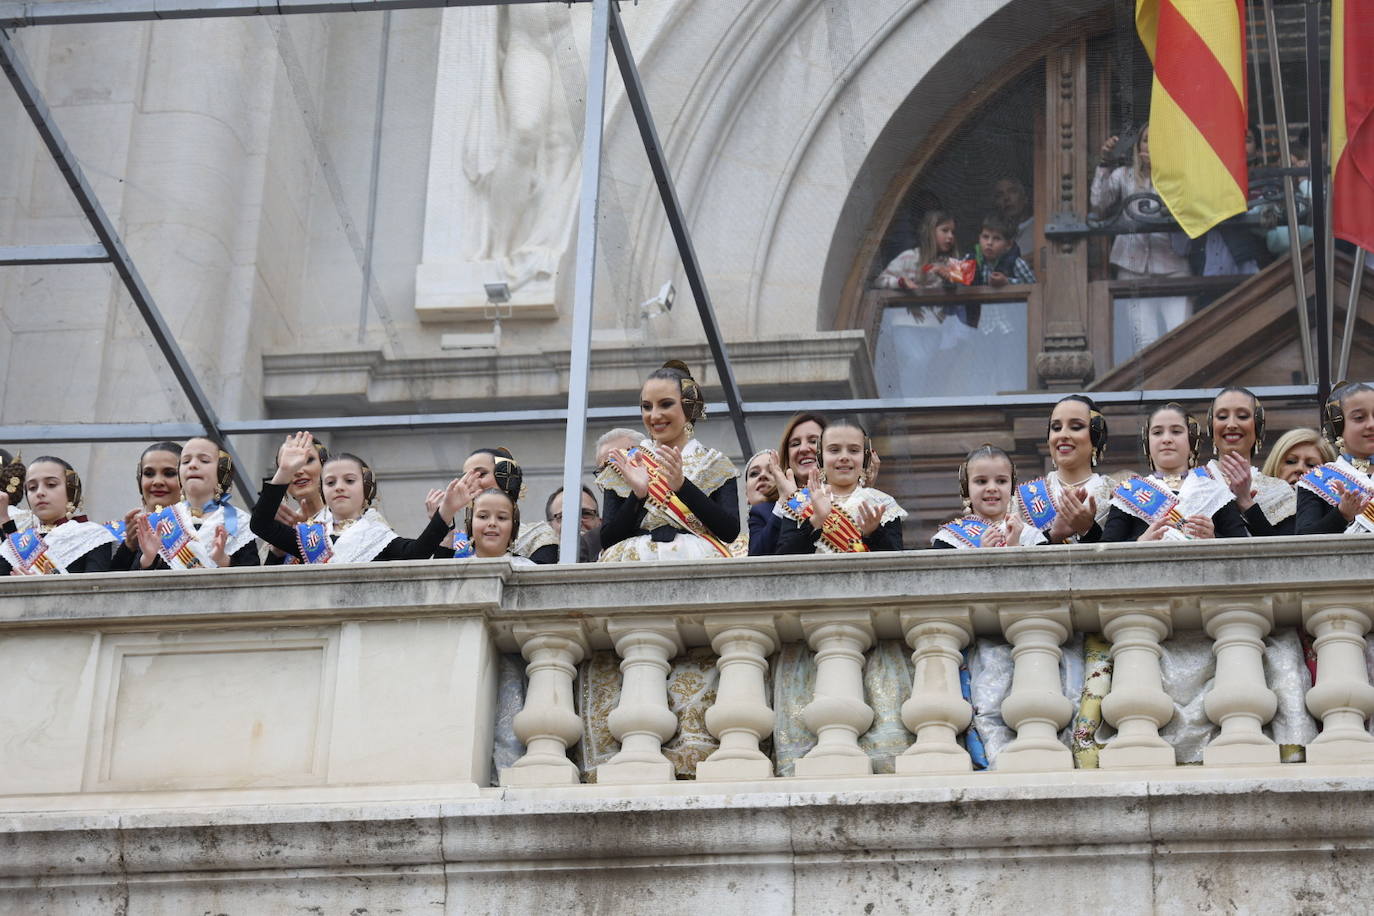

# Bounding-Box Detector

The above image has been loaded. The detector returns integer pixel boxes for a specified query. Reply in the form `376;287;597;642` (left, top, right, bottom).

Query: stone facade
3;540;1374;911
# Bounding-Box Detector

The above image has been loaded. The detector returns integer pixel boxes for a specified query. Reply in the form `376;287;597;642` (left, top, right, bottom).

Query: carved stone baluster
1201;597;1279;766
795;612;874;778
597;618;685;785
896;608;974;775
1302;593;1374;764
1098;601;1176;769
996;602;1074;772
500;622;589;787
697;616;778;782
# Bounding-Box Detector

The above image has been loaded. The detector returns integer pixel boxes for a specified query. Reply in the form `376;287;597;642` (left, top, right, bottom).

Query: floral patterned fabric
1071;635;1114;768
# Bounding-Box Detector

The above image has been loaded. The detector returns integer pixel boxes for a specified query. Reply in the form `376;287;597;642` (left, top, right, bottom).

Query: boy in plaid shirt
974;214;1036;286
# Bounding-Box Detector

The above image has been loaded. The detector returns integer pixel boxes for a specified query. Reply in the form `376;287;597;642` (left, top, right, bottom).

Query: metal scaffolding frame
0;0;1343;563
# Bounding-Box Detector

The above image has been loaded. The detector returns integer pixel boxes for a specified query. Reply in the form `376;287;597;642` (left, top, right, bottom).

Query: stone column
1200;596;1279;766
597;618;685;785
896;608;974;775
1302;593;1374;764
1098;601;1176;769
698;616;778;782
795;612;875;778
500;622;589;787
996;602;1074;772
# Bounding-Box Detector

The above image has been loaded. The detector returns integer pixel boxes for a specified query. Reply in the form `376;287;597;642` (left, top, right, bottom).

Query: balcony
3;541;1373;911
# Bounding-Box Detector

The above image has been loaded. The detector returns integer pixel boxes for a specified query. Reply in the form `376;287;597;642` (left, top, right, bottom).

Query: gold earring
961;497;972;514
1336;436;1347;454
684;421;695;438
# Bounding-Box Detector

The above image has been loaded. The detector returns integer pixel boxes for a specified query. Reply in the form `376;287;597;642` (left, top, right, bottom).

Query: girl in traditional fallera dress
110;441;183;570
598;361;740;562
1015;395;1114;543
1296;382;1374;535
0;457;118;575
1204;387;1296;536
1102;404;1249;542
453;488;534;565
774;420;906;553
252;432;471;563
1261;428;1334;485
933;445;1043;548
128;437;261;568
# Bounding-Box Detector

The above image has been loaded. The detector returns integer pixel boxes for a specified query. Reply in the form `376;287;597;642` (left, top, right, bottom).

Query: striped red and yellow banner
1137;0;1249;238
1332;0;1374;252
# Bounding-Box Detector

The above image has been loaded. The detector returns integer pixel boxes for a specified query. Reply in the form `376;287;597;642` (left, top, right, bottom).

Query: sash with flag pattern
818;506;869;553
937;516;993;549
1016;478;1057;531
293;522;334;564
3;528;58;574
1112;475;1185;531
149;503;207;569
451;531;474;558
626;446;733;558
103;519;127;542
775;487;814;524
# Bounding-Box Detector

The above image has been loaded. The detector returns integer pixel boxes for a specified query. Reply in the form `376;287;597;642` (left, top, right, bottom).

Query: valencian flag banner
1332;0;1374;251
1136;0;1249;238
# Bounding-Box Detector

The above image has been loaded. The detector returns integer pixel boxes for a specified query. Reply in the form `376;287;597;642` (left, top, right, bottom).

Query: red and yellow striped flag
1332;0;1374;252
1137;0;1249;238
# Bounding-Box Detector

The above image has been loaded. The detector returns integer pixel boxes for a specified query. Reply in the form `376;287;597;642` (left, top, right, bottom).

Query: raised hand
1333;480;1373;523
1219;451;1255;509
1004;512;1026;546
135;511;161;569
658;445;685;491
1139;518;1169;542
764;453;798;500
209;524;230;567
1051;486;1096;542
808;469;833;530
979;522;1008;548
275;502;304;527
122;507;141;549
607;448;650;499
854;500;882;537
424;488;444;518
439;476;478;526
271;431;316;485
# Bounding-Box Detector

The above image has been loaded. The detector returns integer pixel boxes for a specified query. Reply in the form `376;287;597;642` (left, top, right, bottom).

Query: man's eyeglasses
551;508;599;524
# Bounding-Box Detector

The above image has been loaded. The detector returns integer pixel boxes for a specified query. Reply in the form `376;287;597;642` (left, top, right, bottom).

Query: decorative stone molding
501;622;590;787
1200;596;1279;766
1301;593;1374;764
996;602;1074;772
1099;600;1176;769
795;612;875;778
896;608;974;775
597;618;686;785
697;615;778;782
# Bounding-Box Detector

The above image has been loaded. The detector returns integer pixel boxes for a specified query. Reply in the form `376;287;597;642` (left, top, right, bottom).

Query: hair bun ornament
661;359;693;376
0;449;25;504
662;359;706;423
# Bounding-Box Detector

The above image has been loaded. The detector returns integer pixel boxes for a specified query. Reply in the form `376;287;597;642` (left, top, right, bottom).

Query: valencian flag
1136;0;1249;238
1331;0;1374;251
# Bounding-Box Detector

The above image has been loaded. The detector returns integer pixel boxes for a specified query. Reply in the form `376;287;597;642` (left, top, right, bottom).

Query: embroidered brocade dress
596;439;740;562
774;486;907;553
0;516;117;574
250;481;449;562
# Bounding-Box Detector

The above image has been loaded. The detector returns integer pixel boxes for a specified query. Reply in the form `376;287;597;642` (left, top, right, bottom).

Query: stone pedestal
1201;597;1279;766
698;616;778;782
997;602;1074;772
597;618;685;785
796;613;875;778
896;608;974;775
1099;602;1176;770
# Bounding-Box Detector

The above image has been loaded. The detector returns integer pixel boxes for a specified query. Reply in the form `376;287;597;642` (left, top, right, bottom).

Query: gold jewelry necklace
1351;455;1372;474
333;517;358;533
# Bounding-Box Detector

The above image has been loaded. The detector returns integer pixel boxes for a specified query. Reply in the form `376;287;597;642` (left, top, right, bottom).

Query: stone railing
2;536;1372;807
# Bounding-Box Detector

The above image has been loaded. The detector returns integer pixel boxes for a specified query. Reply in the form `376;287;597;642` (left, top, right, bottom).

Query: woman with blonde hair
1261;428;1335;485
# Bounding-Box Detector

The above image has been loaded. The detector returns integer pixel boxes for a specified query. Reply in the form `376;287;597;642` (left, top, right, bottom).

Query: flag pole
1304;0;1331;405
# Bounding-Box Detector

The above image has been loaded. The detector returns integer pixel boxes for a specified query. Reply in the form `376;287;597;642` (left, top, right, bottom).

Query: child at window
875;210;964;289
973;213;1036;286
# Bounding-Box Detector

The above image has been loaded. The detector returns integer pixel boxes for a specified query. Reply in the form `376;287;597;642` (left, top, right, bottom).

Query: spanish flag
1332;0;1374;252
1137;0;1249;238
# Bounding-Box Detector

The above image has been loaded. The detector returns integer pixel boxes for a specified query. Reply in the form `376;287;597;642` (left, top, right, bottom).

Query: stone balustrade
2;536;1372;805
